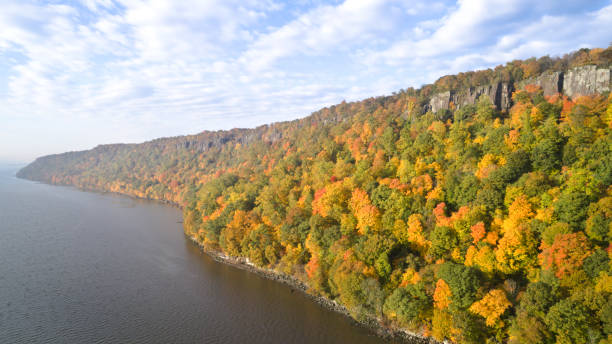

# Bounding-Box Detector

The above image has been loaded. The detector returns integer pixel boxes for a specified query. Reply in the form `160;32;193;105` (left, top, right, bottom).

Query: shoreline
18;176;440;343
188;235;440;344
17;176;184;209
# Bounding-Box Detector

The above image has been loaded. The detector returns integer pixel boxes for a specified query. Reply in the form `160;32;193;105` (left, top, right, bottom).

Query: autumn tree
469;289;511;327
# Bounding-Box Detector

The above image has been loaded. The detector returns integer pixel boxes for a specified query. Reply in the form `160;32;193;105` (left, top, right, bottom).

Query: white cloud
0;0;610;163
364;0;611;83
240;0;403;71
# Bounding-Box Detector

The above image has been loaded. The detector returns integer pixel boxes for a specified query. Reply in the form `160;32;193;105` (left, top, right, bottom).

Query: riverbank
18;175;440;343
18;176;184;209
188;235;440;344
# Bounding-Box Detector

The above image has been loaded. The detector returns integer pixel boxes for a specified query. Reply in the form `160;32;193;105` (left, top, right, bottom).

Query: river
0;166;389;344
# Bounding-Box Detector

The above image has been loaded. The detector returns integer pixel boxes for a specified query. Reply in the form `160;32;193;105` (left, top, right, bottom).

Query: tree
330;254;384;318
405;214;428;250
433;279;452;310
476;95;495;122
509;282;559;344
311;181;351;220
555;189;591;230
280;207;311;246
220;210;252;256
586;197;612;244
470;222;486;244
469;289;511;327
241;223;278;267
495;195;538;274
531;139;561;172
475;183;504;212
383;283;431;326
374;252;392;280
545;299;591;344
539;232;592;280
349;188;381;234
519;282;560;318
510;310;554;344
601;298;612;336
437;262;481;310
429;226;458;259
583;249;609;278
353;233;392;266
465;245;496;274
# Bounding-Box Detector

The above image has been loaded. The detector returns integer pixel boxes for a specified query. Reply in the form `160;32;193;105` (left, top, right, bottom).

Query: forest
18;47;612;343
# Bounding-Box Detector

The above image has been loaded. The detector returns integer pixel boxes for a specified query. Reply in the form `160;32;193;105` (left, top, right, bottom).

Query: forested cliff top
18;46;612;191
18;47;612;343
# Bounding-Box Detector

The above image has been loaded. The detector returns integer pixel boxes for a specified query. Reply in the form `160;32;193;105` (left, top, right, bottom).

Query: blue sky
1;0;611;163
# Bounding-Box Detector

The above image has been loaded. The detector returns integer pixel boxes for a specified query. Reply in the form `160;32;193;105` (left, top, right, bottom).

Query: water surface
0;167;388;343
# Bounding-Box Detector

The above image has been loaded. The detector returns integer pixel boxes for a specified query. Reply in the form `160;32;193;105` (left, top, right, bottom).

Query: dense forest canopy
18;47;612;343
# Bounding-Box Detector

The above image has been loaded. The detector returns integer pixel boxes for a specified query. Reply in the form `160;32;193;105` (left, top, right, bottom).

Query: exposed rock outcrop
429;91;451;113
429;82;514;113
563;65;610;98
428;65;610;114
498;82;514;111
517;71;563;96
451;82;514;112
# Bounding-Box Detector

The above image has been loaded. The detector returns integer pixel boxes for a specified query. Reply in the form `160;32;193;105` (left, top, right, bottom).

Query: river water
0;167;388;344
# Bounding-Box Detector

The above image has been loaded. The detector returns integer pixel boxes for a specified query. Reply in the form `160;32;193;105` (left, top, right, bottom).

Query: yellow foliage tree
399;267;421;287
495;195;538;274
349;188;381;234
469;289;512;327
476;154;506;179
311;181;351;219
433;279;452;309
432;309;457;342
406;213;429;250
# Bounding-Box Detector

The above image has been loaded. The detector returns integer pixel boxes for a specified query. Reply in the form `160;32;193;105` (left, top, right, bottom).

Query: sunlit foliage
19;48;612;343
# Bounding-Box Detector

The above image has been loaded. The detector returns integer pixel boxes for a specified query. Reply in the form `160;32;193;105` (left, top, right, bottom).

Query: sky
0;0;611;163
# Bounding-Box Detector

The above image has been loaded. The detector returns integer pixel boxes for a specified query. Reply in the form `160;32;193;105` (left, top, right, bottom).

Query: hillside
18;47;612;343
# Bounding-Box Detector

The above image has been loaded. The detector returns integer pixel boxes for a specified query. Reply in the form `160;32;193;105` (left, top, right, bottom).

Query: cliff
429;65;610;113
18;53;611;204
563;65;611;98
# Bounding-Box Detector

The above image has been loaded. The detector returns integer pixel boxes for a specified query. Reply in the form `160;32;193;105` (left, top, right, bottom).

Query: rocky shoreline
187;235;440;344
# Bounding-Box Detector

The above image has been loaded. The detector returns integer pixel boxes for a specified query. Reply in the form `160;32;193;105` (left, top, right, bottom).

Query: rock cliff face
453;82;514;112
429;82;515;114
517;71;563;96
429;65;610;113
429;91;451;113
563;65;611;98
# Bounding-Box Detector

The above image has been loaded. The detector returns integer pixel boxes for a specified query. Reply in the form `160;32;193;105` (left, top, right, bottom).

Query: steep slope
18;47;612;343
